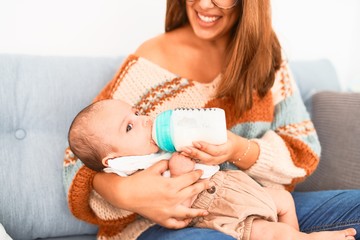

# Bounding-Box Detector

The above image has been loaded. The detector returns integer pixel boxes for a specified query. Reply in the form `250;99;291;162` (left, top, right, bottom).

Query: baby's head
68;99;159;171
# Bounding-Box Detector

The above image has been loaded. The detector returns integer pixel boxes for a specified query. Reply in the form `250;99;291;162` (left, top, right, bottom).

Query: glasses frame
187;0;239;10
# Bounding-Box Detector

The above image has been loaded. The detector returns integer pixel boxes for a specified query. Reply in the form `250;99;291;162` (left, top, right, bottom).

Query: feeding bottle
152;108;228;152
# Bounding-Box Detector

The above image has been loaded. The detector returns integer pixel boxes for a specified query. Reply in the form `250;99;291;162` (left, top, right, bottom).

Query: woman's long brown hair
165;0;282;117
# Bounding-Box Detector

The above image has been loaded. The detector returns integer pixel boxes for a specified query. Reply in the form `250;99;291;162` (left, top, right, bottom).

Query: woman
63;0;360;239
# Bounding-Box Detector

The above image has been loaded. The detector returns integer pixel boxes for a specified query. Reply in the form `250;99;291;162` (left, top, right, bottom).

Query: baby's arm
168;153;198;208
169;152;195;177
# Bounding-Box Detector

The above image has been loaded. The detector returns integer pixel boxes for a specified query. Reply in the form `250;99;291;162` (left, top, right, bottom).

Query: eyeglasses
187;0;239;10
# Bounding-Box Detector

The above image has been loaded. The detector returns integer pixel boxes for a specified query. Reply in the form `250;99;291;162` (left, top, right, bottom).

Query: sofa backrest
289;59;341;112
0;54;124;239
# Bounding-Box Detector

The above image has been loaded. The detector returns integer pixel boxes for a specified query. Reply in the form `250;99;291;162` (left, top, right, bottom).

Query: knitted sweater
63;54;320;239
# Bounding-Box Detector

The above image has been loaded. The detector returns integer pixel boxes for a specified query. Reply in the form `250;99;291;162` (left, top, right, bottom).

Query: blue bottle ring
155;110;176;152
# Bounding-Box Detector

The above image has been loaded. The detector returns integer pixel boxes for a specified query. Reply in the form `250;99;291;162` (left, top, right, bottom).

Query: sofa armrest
296;91;360;191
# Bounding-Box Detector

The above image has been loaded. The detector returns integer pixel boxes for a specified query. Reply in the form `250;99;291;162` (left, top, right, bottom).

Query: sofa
0;54;359;240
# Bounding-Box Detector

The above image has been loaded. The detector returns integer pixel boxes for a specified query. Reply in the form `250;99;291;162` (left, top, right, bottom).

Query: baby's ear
102;157;109;167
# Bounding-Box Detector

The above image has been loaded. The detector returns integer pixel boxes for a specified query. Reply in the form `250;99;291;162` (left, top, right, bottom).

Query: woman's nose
198;0;216;9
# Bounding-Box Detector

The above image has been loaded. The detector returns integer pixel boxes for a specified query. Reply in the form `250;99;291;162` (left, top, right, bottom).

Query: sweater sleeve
62;55;138;237
244;61;321;191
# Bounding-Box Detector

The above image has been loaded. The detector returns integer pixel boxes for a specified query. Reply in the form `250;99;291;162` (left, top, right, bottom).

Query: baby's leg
264;188;299;230
250;219;356;240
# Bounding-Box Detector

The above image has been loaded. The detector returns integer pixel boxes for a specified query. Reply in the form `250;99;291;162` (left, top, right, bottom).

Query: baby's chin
143;144;160;155
149;139;160;153
153;145;160;153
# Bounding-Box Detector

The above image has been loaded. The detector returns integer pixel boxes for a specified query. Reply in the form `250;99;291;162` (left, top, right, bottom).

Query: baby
68;99;356;240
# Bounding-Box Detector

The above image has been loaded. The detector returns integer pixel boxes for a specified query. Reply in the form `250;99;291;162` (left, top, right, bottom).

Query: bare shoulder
134;34;165;60
134;27;195;70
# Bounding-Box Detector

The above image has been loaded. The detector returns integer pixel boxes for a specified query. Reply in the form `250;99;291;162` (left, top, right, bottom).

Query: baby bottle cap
152;110;176;152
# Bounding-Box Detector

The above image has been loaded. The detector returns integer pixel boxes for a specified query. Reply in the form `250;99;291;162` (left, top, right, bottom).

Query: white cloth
104;152;219;179
0;224;13;240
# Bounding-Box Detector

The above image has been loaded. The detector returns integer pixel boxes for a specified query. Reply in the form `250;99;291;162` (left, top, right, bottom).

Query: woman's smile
197;12;221;24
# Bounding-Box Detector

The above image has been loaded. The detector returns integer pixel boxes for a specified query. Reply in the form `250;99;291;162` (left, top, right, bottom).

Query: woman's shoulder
134;33;175;64
133;27;192;69
134;35;164;59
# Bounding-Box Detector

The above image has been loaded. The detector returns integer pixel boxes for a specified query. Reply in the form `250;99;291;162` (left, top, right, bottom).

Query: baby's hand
169;152;195;177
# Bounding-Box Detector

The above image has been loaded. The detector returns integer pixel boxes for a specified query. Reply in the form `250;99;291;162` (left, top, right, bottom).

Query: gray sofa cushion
295;91;360;191
0;55;123;239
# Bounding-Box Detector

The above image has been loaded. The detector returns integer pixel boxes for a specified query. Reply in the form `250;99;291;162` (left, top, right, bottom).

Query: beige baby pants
191;170;278;240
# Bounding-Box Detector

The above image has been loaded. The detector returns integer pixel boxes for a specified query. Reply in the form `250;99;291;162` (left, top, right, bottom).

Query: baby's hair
68;100;112;172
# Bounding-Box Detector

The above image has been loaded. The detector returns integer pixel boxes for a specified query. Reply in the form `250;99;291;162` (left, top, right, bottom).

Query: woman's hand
93;160;210;229
181;131;257;169
180;131;239;165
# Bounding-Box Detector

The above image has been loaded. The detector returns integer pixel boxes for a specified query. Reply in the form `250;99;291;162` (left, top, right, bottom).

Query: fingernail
181;152;189;157
193;142;201;148
182;148;192;154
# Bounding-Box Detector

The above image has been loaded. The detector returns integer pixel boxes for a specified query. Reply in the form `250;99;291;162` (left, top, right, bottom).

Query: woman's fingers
175;175;212;205
182;145;225;165
172;204;208;219
148;159;169;174
181;146;211;160
164;218;192;229
172;169;206;189
143;160;209;204
191;141;223;157
146;160;208;196
162;205;208;229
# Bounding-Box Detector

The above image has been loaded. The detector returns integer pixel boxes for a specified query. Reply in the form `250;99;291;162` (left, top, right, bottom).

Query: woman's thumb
148;160;169;174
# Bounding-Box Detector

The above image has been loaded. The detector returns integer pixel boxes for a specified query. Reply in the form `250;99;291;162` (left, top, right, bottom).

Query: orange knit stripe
205;92;274;129
97;214;137;238
278;134;320;191
279;65;293;99
68;166;100;224
68;166;137;231
240;93;274;123
63;147;77;167
137;77;194;115
277;120;316;138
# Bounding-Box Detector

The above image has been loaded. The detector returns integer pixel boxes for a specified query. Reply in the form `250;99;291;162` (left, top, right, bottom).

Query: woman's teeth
197;13;219;23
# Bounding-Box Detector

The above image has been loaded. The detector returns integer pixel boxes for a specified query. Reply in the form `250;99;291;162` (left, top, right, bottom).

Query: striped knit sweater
63;54;320;239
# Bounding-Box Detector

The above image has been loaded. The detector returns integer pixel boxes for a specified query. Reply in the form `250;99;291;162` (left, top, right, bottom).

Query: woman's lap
292;189;360;238
138;189;360;240
137;225;236;240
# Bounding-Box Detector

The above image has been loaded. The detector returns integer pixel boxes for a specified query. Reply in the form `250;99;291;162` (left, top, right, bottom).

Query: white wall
0;0;166;56
1;0;359;89
272;0;360;90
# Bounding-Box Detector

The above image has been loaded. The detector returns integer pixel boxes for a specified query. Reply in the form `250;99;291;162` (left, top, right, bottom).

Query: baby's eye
126;123;133;132
135;111;140;116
